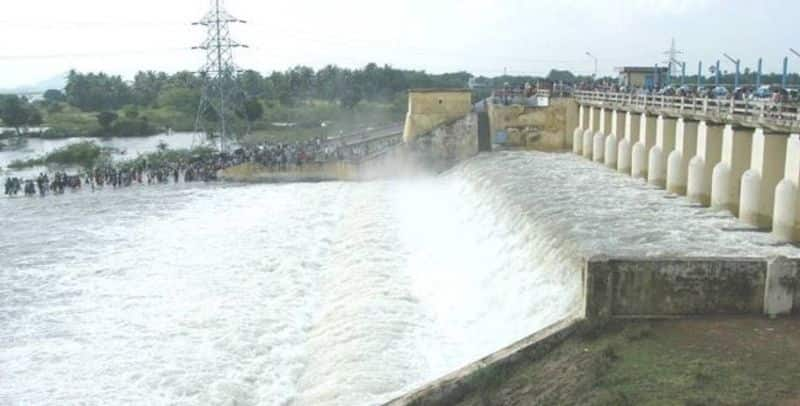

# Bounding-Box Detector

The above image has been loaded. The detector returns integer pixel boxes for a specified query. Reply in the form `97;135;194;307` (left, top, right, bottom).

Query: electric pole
585;51;598;80
193;0;248;152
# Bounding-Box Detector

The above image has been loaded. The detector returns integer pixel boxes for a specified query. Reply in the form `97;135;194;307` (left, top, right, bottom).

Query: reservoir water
0;132;201;178
1;151;797;405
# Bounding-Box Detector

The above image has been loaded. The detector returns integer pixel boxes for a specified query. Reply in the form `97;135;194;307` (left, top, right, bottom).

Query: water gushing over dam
1;151;795;405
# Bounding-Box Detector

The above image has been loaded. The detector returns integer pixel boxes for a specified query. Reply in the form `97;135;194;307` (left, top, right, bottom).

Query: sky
0;0;798;88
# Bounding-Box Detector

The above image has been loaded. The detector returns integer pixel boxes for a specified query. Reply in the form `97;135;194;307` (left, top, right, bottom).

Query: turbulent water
1;151;797;405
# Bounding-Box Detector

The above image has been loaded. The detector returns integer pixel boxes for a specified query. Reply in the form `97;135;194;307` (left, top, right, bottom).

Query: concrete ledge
384;316;581;406
584;256;799;319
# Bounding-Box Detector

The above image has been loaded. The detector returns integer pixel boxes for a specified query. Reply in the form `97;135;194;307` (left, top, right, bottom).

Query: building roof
408;88;472;94
618;66;669;73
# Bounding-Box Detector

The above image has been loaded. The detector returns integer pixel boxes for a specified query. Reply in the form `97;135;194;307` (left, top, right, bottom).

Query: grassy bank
427;318;800;406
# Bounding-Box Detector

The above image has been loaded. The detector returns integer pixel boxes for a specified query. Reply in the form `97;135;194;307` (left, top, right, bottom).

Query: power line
0;48;190;61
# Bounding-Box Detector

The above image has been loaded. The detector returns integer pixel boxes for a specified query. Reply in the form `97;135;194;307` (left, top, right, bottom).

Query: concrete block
764;257;798;317
585;257;767;317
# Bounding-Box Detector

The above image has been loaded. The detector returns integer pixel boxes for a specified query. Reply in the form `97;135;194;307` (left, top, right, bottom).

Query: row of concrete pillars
572;105;800;242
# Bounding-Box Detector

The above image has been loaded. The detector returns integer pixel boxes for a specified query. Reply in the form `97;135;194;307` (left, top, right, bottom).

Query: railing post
703;97;708;114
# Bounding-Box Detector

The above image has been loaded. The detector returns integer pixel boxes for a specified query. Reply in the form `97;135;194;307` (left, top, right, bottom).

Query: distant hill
0;73;68;95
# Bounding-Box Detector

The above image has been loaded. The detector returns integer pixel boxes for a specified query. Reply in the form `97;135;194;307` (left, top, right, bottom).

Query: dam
2;90;800;405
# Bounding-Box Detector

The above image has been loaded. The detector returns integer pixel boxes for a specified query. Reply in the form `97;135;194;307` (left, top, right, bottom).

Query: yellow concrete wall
488;99;569;151
625;72;648;88
403;90;473;143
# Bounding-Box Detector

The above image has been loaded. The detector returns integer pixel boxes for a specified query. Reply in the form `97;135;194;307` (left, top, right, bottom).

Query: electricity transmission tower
193;0;248;151
663;38;684;78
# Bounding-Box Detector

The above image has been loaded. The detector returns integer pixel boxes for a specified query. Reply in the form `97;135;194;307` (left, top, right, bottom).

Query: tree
132;71;168;107
239;98;264;123
238;70;266;97
65;70;133;111
340;86;362;109
97;111;118;132
0;96;35;135
547;69;576;83
157;86;200;114
43;89;66;103
28;110;43;127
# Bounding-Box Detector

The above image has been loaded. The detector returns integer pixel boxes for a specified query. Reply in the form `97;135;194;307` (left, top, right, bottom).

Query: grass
450;318;800;406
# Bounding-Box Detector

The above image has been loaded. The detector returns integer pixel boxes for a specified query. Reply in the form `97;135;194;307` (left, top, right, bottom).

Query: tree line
4;63;797;137
56;64;479;113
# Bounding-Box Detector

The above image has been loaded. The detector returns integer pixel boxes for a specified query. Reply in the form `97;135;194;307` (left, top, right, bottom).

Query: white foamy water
1;150;796;405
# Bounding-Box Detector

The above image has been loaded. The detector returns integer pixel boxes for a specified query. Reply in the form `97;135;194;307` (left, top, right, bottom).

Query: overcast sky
0;0;797;88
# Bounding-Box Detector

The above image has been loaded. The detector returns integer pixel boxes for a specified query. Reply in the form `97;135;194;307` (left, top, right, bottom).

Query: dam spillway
1;151;798;405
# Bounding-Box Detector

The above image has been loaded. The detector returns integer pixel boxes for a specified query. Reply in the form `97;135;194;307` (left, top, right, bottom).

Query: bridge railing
574;90;800;131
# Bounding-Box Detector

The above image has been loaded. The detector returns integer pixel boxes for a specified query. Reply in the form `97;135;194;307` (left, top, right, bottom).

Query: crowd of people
3;133;401;198
4;172;83;197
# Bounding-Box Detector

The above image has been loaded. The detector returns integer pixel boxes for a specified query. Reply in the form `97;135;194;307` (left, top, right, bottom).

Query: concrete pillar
593;108;606;163
617;111;639;175
573;105;585;154
648;116;677;188
687;121;724;205
604;110;622;169
740;129;788;228
711;125;753;215
582;107;595;159
602;109;613;136
566;100;579;150
773;134;800;241
632;113;657;179
667;119;698;195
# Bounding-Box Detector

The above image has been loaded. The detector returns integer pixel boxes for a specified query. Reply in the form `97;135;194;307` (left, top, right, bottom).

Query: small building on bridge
617;66;669;89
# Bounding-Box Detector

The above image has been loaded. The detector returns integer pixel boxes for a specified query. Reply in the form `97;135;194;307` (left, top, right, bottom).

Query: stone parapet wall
584;256;799;319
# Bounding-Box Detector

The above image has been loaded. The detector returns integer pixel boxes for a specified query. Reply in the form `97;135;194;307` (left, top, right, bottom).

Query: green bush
9;141;112;169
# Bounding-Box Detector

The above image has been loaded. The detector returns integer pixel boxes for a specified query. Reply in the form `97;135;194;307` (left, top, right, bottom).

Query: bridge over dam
570;90;800;242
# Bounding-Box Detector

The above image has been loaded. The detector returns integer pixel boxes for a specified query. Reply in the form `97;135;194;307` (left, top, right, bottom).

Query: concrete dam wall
487;98;573;151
